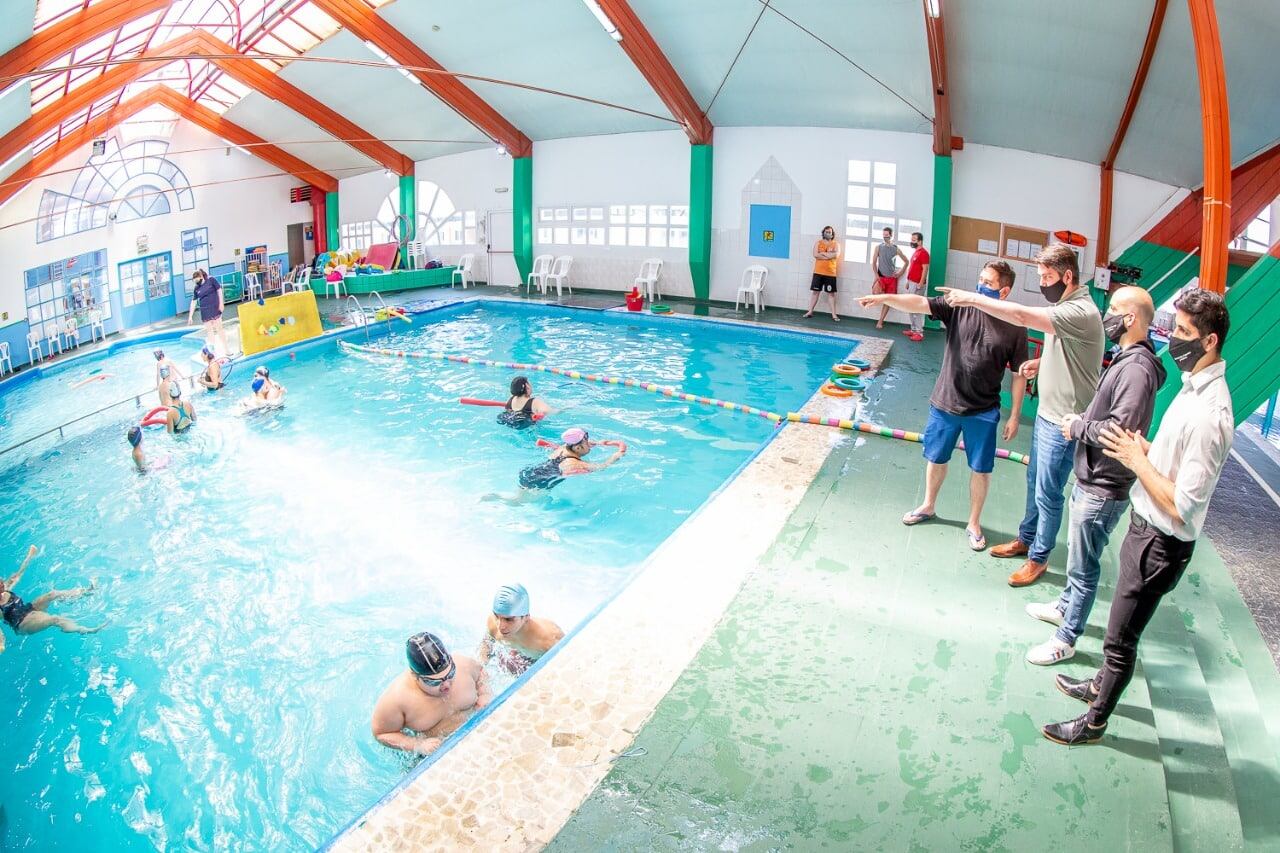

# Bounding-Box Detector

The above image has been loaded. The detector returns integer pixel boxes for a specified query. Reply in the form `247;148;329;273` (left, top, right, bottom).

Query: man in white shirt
1042;288;1233;745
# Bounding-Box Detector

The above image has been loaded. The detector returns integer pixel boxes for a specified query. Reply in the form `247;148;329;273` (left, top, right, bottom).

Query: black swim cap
127;426;142;447
510;375;530;397
406;632;452;676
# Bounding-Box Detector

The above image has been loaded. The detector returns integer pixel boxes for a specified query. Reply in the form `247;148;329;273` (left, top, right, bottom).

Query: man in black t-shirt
861;260;1028;551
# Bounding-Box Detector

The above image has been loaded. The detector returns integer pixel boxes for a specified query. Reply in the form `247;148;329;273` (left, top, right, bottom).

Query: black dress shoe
1055;673;1098;704
1042;713;1107;745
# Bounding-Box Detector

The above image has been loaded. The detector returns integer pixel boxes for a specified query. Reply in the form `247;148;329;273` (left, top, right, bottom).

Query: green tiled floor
551;321;1280;851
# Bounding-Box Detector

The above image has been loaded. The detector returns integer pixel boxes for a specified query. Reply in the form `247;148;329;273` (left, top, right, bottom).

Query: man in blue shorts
861;260;1028;550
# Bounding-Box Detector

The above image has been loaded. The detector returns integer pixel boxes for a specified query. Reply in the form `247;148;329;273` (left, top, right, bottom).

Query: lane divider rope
338;340;1029;465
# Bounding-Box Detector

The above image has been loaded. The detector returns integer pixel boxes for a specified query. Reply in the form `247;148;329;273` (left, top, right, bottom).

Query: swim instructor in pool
478;583;564;676
1;546;103;654
370;632;492;755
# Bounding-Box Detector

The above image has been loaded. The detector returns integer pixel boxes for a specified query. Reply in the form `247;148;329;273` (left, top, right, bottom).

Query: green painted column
325;191;339;253
924;153;951;330
513;156;533;282
398;174;416;244
689;144;713;310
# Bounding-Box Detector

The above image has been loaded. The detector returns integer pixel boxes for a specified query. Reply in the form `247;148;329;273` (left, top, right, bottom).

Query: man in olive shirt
940;244;1104;586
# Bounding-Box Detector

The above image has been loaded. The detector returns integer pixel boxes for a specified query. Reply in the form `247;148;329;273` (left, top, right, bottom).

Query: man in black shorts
804;226;842;321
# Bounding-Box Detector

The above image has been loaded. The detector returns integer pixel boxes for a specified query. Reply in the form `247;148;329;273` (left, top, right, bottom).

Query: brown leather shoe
990;539;1029;559
1008;560;1048;587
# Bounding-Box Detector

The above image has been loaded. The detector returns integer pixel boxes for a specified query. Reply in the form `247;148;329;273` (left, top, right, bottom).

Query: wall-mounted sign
136;235;149;254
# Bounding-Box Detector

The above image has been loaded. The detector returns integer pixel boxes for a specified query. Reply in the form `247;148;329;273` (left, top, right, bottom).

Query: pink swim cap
561;427;587;445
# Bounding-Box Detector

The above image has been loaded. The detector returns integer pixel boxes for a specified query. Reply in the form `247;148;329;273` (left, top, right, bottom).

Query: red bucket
625;291;644;312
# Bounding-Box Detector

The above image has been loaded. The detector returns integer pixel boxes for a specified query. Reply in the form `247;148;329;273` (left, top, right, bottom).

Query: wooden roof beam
921;0;954;156
0;0;172;85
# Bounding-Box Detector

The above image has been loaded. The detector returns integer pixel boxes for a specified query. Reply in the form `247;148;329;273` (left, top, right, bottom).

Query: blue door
118;251;176;329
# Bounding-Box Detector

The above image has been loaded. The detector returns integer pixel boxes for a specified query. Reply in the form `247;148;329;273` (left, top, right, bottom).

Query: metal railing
0;373;201;458
345;295;369;343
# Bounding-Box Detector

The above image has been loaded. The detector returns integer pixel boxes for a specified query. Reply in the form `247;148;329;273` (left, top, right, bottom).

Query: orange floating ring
820;383;853;398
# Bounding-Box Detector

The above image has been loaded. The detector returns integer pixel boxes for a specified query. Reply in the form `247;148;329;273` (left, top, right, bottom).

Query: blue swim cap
127;426;142;447
251;377;266;393
492;583;530;617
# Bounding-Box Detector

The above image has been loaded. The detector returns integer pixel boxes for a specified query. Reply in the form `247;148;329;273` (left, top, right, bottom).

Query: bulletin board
948;216;1002;255
1000;224;1050;262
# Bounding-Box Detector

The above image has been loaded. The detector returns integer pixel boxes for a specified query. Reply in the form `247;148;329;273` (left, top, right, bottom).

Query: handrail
0;373;199;458
345;294;369;343
369;290;393;335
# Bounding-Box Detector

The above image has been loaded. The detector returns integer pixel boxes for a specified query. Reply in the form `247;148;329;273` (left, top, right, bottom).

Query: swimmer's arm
477;619;497;662
371;705;443;754
474;668;492;710
6;545;36;588
531;398;553;417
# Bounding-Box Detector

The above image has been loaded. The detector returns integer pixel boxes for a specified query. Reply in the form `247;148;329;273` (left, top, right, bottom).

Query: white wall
709;126;934;322
0;120;312;330
532;131;692;295
337;170;396;225
946;142;1188;308
415;147;511;283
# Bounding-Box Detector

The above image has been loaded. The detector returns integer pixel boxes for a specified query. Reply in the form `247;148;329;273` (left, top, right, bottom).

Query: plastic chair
45;327;63;357
451;254;475;289
546;256;574;299
89;309;106;342
27;331;43;364
526;254;553;294
0;342;12;376
735;265;768;313
325;271;346;299
245;272;263;301
63;317;80;349
634;258;664;301
406;240;424;270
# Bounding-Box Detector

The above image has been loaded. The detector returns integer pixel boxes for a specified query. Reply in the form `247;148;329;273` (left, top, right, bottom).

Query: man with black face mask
1043;288;1232;745
941;244;1105;588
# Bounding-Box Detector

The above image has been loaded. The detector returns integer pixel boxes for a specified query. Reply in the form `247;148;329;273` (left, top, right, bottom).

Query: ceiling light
385;168;394;178
926;0;941;18
496;145;507;157
581;0;622;41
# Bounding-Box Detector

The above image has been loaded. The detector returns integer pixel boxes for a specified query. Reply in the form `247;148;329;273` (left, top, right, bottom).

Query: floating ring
831;363;862;377
649;304;672;314
831;376;865;391
820;383;853;398
841;358;870;370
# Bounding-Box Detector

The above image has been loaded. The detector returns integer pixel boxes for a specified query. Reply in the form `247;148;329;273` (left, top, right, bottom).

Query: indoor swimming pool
0;301;853;851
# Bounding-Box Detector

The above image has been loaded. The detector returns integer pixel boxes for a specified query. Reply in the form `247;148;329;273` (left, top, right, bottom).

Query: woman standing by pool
187;269;229;357
803;225;842;322
0;546;102;654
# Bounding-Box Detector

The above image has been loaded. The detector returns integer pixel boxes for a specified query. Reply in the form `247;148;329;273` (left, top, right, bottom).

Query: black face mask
1168;335;1207;371
910;241;919;249
1040;278;1068;304
1103;313;1128;345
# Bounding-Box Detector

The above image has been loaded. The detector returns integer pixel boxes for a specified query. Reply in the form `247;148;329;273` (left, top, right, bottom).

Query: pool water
0;302;853;851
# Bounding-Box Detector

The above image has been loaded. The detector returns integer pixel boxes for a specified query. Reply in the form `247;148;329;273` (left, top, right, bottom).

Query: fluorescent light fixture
926;0;941;18
364;40;420;85
581;0;622;41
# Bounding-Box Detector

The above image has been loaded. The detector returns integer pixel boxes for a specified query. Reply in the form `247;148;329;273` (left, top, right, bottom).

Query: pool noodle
339;341;1028;466
460;398;507;408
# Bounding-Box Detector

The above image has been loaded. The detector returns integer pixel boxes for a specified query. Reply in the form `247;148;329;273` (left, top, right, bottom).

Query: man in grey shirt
940;243;1104;587
869;226;908;329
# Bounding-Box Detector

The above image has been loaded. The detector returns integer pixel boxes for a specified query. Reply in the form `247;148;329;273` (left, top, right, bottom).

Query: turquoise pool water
0;301;853;850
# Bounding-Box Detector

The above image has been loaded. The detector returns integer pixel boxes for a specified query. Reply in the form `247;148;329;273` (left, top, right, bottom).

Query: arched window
374;191;401;244
418;181;458;246
36;137;194;243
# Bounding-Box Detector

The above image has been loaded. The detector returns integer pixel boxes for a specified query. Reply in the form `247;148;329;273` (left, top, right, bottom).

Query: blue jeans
1017;415;1077;564
1054;485;1128;645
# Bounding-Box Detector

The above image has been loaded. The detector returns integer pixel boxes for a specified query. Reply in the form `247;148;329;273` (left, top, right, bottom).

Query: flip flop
967;529;988;551
902;510;935;526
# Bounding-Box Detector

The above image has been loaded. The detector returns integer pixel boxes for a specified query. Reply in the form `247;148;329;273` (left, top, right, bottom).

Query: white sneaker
1026;638;1075;666
1025;601;1064;626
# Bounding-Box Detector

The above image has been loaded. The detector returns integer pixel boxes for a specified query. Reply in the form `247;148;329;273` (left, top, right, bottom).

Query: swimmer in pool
196;346;225;391
370;632;492;755
518;427;625;490
497;376;552;429
247;366;286;406
0;546;103;654
154;349;185;405
127;425;146;471
166;382;196;433
477;583;564;676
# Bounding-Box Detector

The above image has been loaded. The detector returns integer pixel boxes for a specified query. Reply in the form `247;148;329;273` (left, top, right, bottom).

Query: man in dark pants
1042;289;1233;745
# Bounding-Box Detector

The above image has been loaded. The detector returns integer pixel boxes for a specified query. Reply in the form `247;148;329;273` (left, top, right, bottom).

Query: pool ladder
344;292;398;344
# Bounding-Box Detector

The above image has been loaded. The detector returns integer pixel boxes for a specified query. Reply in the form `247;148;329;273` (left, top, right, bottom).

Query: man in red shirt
903;232;930;341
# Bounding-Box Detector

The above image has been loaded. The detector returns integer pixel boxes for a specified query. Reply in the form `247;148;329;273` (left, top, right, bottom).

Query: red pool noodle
459;398;506;407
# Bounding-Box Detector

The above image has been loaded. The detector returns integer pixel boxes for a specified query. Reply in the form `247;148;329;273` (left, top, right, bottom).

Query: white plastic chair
405;240;423;270
89;309;105;342
63;317;80;349
325;271;346;299
0;342;12;376
285;266;311;293
27;331;43;364
45;327;63;357
735;265;768;313
451;253;475;289
546;256;574;299
245;272;263;301
634;258;664;301
526;254;553;294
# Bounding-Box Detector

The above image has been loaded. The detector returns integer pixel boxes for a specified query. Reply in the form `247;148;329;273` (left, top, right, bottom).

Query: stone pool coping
326;308;890;852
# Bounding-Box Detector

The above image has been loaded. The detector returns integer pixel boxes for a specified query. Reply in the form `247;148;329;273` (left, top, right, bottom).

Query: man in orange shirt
803;225;842;322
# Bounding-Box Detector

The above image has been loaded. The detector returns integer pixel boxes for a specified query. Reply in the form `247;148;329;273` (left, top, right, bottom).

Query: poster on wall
748;204;791;259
